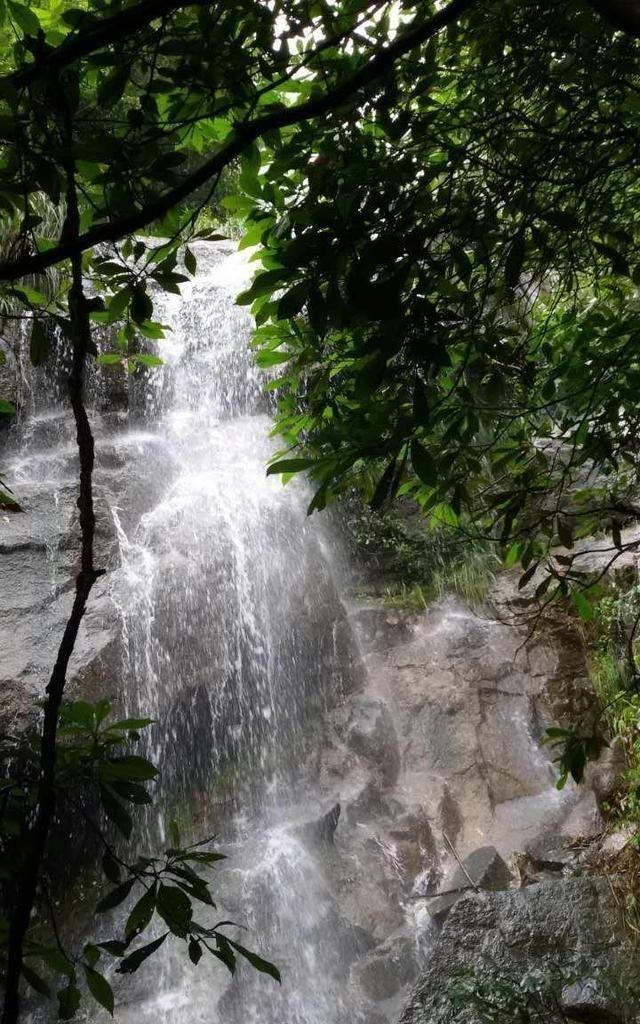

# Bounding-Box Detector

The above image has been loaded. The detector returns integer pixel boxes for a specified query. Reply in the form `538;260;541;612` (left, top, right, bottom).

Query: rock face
425;846;513;925
399;877;638;1024
286;595;614;1020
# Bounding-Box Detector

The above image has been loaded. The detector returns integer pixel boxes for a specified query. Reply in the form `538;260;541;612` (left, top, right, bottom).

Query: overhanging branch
0;0;478;283
10;0;212;88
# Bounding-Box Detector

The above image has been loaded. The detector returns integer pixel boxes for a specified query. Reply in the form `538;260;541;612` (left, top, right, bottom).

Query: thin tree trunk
2;106;102;1024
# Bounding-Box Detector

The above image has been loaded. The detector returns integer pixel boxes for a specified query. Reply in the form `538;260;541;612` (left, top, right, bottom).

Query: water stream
104;242;369;1024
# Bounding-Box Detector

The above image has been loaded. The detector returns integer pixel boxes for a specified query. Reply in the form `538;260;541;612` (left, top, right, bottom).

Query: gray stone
585;745;627;806
599;829;635;858
561;978;623;1023
426;846;513;924
400;877;636;1024
345;696;400;783
297;802;342;846
353;933;418;1002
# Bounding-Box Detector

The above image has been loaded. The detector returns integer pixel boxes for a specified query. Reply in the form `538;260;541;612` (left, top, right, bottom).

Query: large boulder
426;846;513;925
399;876;638;1024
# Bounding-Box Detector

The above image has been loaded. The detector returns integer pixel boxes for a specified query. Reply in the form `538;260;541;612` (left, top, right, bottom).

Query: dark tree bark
1;93;103;1024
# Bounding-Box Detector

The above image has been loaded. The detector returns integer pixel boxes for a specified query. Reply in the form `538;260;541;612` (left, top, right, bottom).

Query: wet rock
400;877;637;1024
426;846;513;925
0;334;19;411
298;802;341;846
353;933;418;1002
348;606;416;653
522;835;581;868
345;696;400;784
317;801;341;843
561;978;623;1023
586;745;626;805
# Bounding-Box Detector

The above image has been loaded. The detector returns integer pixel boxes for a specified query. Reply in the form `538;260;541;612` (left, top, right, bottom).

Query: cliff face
291;589;620;1022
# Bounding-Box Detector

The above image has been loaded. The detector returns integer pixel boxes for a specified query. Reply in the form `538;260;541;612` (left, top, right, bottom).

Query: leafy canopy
230;0;640;618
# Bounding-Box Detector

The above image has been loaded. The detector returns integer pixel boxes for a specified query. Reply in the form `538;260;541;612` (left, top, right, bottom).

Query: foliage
543;725;604;791
1;0;640;1019
0;3;501;1018
0;700;278;1018
341;491;498;608
448;961;640;1024
585;584;640;829
233;1;640;616
431;544;500;609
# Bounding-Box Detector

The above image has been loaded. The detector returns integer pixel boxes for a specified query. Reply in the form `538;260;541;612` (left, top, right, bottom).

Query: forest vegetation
1;0;640;1020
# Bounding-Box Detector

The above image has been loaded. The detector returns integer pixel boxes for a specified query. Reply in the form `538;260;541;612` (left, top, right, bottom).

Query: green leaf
58;982;81;1020
107;718;154;732
505;232;525;289
38;948;75;977
97;353;124;366
228;940;281;983
83;944;101;968
236;268;290;306
0;398;15;415
156;884;192;937
266;457;315;476
277;283;308;320
8;1;40;35
117;934;168;975
557;517;573;548
188;938;202;965
99;756;159;782
130;354;164;368
505;543;521;568
84;966;114;1015
97;65;129;108
96;877;135;913
518;563;538;590
572;591;593;621
184;247;197;276
255;349;290;368
213;936;236;974
131;286;153;324
102;852;121;884
125;884;157;940
411;439;437;486
370;458;398;511
168;819;180;848
22;963;51;996
97;940;128;957
99;786;134;838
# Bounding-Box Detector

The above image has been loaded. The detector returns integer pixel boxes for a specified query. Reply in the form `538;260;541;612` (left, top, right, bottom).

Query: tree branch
1;93;103;1024
10;0;212;89
0;0;478;283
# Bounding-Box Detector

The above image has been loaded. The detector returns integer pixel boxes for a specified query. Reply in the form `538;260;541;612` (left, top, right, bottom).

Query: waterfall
97;242;371;1023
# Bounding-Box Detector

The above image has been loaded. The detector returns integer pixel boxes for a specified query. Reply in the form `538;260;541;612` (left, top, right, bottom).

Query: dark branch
10;0;212;89
0;0;478;283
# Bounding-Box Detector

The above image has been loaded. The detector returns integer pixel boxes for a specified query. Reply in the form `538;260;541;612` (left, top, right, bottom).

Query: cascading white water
100;242;370;1023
